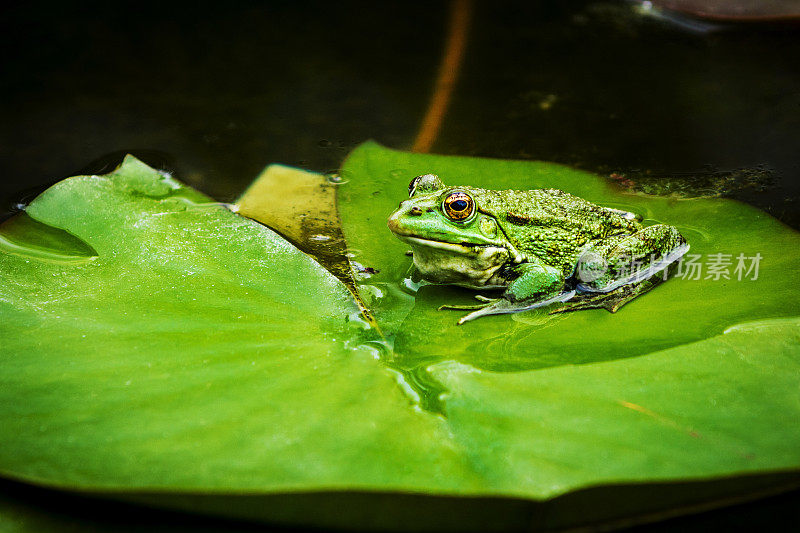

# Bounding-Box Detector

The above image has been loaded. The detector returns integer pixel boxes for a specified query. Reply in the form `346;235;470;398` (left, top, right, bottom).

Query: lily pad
234;164;376;325
0;151;799;531
0;156;470;494
339;142;800;376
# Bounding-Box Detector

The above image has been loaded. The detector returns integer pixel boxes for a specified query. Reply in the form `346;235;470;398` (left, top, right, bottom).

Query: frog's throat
401;236;513;288
396;236;524;263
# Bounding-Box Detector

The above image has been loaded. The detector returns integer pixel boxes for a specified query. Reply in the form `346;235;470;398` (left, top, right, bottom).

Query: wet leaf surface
234;164;375;325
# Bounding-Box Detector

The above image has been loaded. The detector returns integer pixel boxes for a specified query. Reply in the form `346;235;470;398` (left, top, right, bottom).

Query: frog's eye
408;174;444;197
443;191;475;222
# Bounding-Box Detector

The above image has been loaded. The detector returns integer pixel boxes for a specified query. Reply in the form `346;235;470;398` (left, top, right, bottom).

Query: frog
387;174;689;324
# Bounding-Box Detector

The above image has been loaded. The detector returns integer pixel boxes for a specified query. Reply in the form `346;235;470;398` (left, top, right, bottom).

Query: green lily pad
0;156;471;493
1;151;799;531
339;142;800;378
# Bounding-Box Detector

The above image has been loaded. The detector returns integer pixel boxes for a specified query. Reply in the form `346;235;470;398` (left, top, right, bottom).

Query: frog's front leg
450;260;574;324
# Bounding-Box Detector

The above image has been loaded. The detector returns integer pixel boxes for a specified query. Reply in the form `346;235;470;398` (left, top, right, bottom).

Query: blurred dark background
0;0;798;530
1;1;799;224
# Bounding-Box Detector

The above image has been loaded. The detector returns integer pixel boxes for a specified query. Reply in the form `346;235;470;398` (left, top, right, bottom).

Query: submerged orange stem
412;0;472;153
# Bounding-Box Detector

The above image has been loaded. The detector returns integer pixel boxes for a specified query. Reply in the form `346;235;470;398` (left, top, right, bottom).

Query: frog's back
474;188;641;272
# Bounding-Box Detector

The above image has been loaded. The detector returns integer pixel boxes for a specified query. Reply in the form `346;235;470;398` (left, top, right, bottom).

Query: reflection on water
0;213;98;264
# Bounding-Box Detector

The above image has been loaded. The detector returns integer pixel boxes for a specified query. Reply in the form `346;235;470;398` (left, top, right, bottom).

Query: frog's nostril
410;206;423;216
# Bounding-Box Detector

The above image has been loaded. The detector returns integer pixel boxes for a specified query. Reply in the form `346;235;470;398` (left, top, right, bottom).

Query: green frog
387;174;688;324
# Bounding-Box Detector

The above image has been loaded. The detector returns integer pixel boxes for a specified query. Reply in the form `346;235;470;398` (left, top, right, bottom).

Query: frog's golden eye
408;174;443;197
443;192;474;221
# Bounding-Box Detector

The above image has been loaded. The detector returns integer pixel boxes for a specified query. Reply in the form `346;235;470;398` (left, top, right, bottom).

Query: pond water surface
2;1;798;226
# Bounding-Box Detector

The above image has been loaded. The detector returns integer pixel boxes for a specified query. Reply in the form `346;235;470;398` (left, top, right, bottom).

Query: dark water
1;1;799;225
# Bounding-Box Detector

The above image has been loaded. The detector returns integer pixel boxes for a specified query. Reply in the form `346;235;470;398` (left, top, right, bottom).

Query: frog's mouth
399;236;482;254
392;233;524;264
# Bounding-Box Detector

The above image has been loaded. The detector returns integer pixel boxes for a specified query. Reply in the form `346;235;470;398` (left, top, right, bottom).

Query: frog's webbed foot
550;277;663;315
437;294;500;312
441;291;576;325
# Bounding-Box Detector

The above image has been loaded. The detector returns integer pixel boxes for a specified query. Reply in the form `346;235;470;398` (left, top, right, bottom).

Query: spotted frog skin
387;174;688;324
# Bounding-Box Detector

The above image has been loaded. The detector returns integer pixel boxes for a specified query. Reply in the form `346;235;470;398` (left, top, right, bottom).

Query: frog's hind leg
550;275;665;315
576;224;688;294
